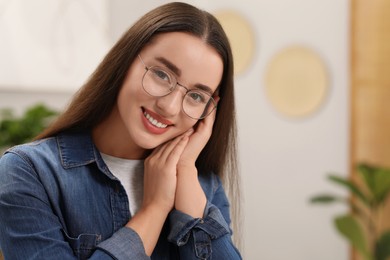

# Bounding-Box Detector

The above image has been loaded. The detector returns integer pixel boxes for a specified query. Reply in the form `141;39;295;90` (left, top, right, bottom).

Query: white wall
0;0;110;92
0;1;350;259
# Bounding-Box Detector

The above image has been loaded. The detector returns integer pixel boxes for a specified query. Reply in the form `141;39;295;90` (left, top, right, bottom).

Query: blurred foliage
311;164;390;260
0;104;58;148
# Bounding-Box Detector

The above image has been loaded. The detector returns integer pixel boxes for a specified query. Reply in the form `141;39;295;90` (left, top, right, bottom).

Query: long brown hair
37;1;241;246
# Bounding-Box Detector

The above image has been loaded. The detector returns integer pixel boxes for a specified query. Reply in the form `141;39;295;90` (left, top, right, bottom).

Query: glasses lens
183;90;216;119
142;67;175;96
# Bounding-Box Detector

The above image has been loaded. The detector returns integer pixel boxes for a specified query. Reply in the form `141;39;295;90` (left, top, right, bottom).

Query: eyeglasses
138;55;217;120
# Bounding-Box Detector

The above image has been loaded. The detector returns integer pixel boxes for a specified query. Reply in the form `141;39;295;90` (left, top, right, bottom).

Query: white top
100;153;144;216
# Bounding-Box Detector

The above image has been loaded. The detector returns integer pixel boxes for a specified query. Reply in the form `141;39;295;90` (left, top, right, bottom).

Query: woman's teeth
144;112;168;128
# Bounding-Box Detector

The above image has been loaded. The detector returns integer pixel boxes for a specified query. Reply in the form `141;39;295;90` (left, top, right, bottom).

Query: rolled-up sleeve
167;174;242;259
95;227;149;259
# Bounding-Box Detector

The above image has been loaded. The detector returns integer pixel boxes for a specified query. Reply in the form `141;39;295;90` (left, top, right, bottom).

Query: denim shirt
0;132;241;260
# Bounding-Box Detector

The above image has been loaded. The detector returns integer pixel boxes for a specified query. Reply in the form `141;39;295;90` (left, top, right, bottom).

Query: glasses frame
138;55;217;120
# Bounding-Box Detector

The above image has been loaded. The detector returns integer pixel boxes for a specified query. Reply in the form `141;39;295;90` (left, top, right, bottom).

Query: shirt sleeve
95;227;149;259
0;151;148;260
167;174;242;259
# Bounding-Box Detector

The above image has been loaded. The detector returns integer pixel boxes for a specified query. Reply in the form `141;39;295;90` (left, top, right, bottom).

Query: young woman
0;2;241;259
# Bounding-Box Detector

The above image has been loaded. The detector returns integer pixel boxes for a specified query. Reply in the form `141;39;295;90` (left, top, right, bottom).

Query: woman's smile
141;107;172;135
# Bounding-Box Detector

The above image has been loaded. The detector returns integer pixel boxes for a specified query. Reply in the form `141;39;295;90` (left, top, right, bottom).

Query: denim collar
57;132;97;169
57;131;117;180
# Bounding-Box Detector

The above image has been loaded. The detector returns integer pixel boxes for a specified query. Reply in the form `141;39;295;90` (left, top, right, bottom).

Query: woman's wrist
126;204;169;256
175;167;207;218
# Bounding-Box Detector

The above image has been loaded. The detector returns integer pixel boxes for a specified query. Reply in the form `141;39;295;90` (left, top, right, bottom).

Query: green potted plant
0;103;58;154
311;163;390;260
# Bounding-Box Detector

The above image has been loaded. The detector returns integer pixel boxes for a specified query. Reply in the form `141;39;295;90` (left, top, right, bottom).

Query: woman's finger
165;135;189;163
150;129;192;162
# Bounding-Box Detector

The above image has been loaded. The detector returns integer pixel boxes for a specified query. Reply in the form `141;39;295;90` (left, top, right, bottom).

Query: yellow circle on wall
265;46;329;118
214;10;255;75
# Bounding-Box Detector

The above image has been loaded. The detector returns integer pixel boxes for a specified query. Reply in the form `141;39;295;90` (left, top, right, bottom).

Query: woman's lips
143;108;173;126
141;108;173;134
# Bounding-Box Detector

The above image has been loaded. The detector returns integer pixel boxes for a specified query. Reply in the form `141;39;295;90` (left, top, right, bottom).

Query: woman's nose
155;88;184;117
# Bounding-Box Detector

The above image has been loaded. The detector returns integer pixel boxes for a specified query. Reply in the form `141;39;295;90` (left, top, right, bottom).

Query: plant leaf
375;230;390;260
310;194;345;204
358;164;390;205
372;169;390;204
358;164;377;194
334;215;372;260
328;175;370;207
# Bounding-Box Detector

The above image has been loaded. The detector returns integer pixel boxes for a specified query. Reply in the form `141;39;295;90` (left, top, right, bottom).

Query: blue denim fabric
0;132;241;259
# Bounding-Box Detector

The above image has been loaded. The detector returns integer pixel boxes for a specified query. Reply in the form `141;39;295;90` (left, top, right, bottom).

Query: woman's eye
153;69;170;82
188;92;207;103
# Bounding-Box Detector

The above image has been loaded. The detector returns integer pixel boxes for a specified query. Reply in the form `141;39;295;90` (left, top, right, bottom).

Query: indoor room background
1;0;389;259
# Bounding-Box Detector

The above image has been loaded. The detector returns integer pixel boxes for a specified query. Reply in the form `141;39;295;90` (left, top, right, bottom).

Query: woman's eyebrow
194;84;214;95
156;57;181;76
155;56;215;95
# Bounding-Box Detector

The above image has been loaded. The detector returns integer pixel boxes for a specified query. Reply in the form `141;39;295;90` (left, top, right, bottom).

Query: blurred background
1;0;389;259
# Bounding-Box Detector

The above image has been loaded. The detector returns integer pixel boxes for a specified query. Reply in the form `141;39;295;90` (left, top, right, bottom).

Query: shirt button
199;219;204;224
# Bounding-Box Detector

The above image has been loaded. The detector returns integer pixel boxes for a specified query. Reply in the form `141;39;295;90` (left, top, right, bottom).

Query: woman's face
115;32;223;154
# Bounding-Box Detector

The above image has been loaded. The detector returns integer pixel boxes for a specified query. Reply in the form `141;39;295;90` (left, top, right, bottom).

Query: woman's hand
142;132;191;214
178;100;219;169
126;131;192;256
175;100;219;218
